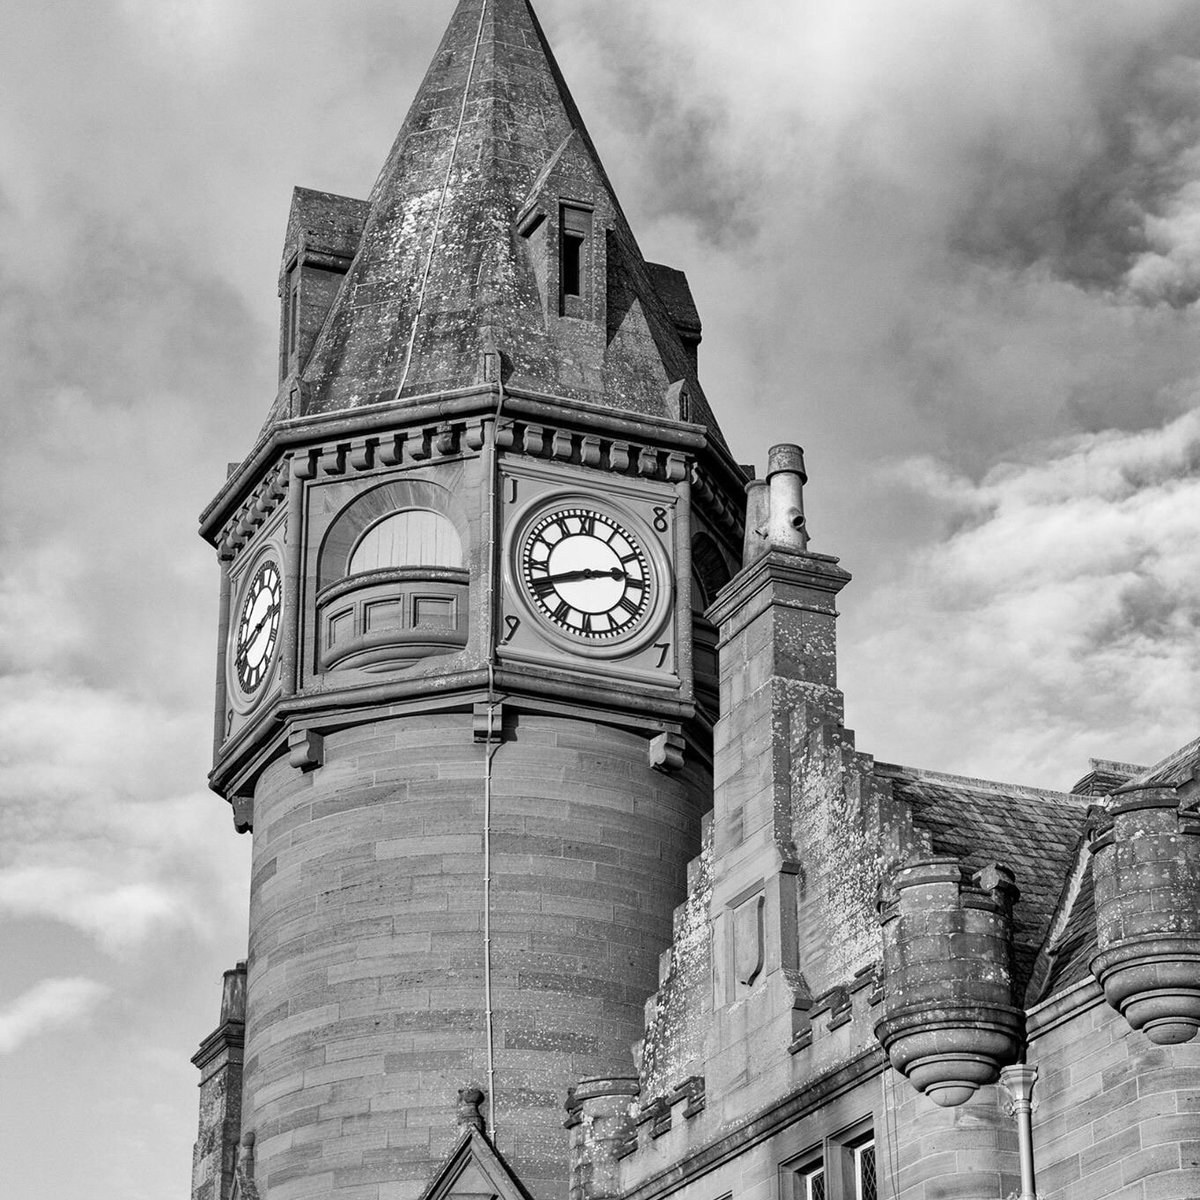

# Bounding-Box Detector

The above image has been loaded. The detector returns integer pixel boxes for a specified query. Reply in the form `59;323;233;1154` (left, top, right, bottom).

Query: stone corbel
288;727;324;772
649;730;684;773
473;702;504;744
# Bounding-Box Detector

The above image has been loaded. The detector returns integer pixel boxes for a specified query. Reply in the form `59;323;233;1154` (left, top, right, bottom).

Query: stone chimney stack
191;961;248;1200
700;444;860;1083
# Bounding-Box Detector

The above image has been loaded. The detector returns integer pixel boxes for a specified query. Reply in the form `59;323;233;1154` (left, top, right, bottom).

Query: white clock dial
520;507;652;639
234;560;281;694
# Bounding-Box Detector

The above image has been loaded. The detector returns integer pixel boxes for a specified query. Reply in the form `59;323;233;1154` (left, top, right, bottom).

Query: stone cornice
1024;976;1105;1040
190;1020;245;1074
201;384;746;545
210;666;713;802
706;548;851;637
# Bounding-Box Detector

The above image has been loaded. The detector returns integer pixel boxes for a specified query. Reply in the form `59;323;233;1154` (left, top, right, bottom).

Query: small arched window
348;508;463;575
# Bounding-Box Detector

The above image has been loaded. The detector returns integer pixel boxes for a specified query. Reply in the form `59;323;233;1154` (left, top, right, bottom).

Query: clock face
519;507;652;639
234;560;281;694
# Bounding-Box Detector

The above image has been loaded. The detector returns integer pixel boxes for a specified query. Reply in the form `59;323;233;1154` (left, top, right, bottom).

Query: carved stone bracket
473;702;505;744
287;727;324;772
649;730;685;773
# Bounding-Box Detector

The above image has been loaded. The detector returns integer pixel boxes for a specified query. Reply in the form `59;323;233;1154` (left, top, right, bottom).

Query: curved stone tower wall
243;711;709;1200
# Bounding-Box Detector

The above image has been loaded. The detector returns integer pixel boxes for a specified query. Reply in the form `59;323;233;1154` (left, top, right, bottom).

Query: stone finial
234;1131;260;1200
457;1086;486;1133
237;1130;256;1176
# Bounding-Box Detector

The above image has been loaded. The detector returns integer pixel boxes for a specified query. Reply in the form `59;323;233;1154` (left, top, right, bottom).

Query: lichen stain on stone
638;820;714;1103
784;686;881;989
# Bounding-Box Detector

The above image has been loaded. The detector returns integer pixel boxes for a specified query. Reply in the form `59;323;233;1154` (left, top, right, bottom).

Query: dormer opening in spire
559;203;593;318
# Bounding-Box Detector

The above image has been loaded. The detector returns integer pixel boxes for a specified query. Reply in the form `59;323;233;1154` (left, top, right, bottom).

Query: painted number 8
652;507;669;533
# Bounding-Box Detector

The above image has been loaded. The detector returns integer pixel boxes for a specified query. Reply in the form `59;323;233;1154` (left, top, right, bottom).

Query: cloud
0;670;246;956
0;978;111;1055
842;406;1200;786
550;0;1200;482
0;869;193;957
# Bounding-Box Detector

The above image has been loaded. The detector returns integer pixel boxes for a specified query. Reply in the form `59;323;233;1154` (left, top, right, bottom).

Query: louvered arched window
348;508;463;575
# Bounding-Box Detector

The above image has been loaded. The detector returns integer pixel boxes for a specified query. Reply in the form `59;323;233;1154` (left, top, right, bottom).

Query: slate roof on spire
280;0;725;444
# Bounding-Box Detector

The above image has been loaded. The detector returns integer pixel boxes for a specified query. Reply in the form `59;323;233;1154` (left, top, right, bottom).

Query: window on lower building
799;1165;826;1200
782;1124;876;1200
852;1139;876;1200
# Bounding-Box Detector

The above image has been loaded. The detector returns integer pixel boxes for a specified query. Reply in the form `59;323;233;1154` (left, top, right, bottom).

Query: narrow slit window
562;233;583;296
560;204;592;312
288;279;301;354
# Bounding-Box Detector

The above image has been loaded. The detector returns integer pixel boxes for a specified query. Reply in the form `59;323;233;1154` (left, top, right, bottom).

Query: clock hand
537;567;627;585
237;603;280;662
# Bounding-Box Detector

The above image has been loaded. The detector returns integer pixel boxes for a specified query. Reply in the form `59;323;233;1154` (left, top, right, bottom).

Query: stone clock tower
193;3;746;1199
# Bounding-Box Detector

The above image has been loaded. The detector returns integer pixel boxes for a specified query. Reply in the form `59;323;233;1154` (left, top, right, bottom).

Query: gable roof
417;1128;535;1200
878;764;1092;996
1026;737;1200;1003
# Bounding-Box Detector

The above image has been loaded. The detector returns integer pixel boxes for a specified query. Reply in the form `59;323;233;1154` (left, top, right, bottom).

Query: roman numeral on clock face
519;506;655;640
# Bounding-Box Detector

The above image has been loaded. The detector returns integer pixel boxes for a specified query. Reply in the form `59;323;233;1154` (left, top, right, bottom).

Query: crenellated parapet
875;859;1024;1107
1089;775;1200;1044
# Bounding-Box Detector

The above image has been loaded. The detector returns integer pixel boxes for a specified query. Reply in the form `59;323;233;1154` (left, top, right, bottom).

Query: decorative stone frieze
217;458;290;561
1089;781;1200;1044
875;859;1024;1106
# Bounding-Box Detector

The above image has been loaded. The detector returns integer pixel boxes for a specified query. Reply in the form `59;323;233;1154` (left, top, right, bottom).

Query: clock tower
195;3;746;1200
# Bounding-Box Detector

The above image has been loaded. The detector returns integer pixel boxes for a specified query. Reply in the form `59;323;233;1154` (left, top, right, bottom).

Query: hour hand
536;567;625;586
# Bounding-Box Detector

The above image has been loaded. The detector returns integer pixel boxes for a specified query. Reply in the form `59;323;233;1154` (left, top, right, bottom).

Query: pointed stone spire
287;0;725;443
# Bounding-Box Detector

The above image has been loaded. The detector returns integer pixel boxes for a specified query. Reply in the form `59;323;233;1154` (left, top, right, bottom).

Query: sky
3;1;1200;1197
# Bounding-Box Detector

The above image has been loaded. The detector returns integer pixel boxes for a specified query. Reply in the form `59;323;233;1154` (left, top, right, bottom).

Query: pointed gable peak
417;1126;535;1200
287;0;725;446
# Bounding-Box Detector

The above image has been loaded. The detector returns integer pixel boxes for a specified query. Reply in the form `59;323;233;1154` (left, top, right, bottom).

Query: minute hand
538;567;626;585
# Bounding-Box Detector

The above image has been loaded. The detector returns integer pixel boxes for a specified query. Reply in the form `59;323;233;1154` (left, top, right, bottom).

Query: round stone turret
1089;784;1200;1044
565;1077;639;1200
875;859;1023;1106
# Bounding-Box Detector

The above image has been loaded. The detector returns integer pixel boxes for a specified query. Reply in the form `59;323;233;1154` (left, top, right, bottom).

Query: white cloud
0;868;196;958
0;670;247;957
117;0;247;63
0;978;111;1055
843;407;1200;786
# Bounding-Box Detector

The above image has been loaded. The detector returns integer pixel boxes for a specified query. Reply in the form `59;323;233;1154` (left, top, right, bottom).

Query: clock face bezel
229;555;283;705
506;493;672;659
